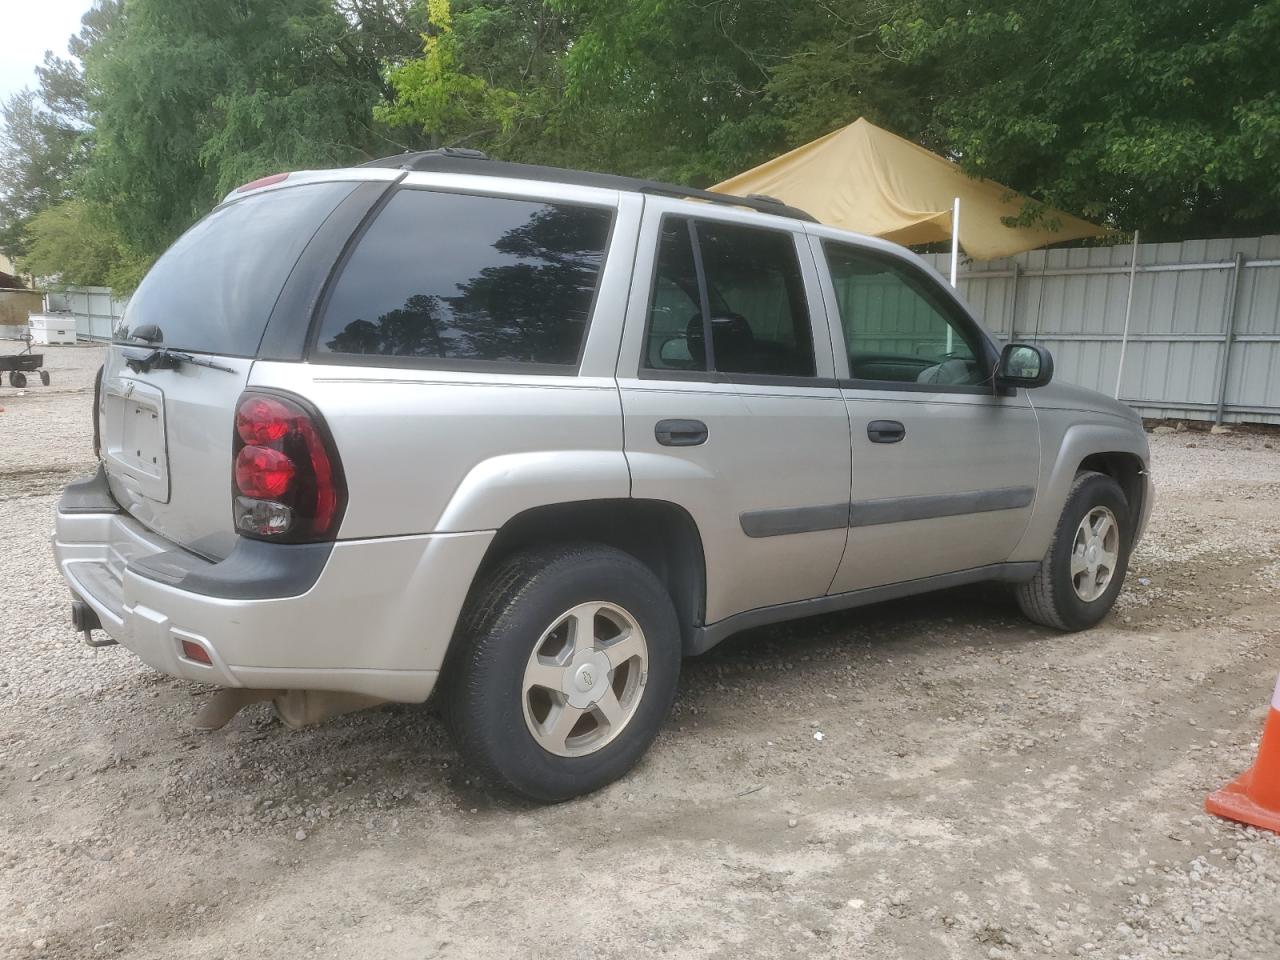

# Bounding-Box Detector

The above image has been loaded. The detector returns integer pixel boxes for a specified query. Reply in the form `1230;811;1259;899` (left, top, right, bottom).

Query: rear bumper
53;469;493;702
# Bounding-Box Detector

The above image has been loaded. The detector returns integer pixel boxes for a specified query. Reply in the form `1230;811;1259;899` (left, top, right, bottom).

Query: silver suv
54;150;1153;801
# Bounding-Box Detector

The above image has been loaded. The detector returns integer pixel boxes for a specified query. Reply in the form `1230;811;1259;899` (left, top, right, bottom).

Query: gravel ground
2;343;1278;960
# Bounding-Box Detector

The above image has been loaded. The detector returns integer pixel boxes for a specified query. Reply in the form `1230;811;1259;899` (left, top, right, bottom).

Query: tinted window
315;190;612;368
643;219;704;371
824;243;987;386
115;181;357;356
643;217;815;378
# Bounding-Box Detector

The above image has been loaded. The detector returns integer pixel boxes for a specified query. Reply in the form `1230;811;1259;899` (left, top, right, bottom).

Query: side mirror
997;342;1054;389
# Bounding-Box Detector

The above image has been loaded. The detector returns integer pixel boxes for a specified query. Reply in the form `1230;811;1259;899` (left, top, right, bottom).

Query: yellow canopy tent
711;117;1109;262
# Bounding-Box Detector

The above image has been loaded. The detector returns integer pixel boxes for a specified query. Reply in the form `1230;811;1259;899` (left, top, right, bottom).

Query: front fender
434;450;632;533
1011;418;1150;562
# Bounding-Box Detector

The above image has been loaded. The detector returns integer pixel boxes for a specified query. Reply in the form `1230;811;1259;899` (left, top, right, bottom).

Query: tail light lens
231;391;346;542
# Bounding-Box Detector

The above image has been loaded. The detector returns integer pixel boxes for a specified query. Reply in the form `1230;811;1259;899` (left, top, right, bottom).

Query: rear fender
434;450;632;532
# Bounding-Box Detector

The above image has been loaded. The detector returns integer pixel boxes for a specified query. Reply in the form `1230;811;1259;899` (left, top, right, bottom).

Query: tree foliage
80;0;404;253
20;199;148;290
884;0;1280;237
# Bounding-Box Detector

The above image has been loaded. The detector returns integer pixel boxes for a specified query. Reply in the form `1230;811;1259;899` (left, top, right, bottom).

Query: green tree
544;0;920;184
884;0;1280;237
81;0;400;257
19;199;147;290
376;0;602;165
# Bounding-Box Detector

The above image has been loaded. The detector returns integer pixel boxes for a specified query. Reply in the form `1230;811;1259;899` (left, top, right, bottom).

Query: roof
712;118;1111;260
360;148;817;223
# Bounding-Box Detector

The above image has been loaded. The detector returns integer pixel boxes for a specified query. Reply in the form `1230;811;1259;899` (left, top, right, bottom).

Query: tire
39;370;50;386
9;371;27;388
443;543;681;802
1016;470;1132;631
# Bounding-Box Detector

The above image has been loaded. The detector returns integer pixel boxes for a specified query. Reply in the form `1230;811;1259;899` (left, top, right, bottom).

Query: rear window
114;181;358;356
313;189;613;370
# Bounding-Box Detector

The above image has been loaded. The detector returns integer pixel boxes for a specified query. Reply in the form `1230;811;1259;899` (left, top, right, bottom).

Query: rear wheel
444;543;681;802
9;371;26;388
1017;470;1132;631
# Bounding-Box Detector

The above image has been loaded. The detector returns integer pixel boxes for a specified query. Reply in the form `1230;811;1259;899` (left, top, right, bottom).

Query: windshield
114;180;357;356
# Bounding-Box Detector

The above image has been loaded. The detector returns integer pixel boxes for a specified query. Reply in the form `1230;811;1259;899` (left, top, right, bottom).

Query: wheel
444;543;681;802
1016;470;1132;631
9;371;27;388
39;370;50;386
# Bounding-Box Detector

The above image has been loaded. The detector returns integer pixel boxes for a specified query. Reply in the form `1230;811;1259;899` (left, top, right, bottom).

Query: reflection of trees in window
325;293;448;356
323;205;609;364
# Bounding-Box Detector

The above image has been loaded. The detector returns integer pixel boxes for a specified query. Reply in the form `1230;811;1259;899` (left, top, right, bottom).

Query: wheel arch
1077;450;1147;533
1011;420;1150;562
468;498;708;653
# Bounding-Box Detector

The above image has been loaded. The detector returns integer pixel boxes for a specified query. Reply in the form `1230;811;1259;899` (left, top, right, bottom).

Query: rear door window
114;181;358;356
643;216;816;378
313;189;613;370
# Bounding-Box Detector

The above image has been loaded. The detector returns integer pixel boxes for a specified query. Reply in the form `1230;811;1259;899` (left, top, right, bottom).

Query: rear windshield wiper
120;346;236;375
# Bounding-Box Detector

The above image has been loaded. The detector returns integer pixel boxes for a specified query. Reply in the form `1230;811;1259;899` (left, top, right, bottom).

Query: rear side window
115;181;358;356
643;216;816;378
314;189;613;369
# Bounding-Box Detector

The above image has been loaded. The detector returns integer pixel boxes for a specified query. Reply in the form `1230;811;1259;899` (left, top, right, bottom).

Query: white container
28;313;76;345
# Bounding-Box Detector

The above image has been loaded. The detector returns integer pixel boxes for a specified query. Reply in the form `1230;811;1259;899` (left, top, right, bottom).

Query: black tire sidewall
451;546;681;802
1047;474;1132;630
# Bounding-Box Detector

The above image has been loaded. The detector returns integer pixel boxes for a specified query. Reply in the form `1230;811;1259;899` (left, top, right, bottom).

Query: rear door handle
867;420;905;443
655;419;708;446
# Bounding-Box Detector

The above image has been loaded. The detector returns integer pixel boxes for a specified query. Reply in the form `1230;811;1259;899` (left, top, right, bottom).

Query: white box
28;313;76;345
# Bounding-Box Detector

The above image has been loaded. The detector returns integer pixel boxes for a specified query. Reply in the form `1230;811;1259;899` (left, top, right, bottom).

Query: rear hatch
102;179;359;559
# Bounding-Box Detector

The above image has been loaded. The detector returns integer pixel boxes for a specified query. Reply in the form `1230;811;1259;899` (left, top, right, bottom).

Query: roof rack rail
635;184;815;222
358;147;490;170
357;150;817;223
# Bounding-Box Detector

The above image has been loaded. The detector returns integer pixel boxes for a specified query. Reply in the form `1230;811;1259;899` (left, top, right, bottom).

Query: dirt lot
2;343;1278;960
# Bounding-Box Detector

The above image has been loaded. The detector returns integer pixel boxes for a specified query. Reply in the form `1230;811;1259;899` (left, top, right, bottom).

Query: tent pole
1114;230;1139;399
948;197;959;353
949;197;960;287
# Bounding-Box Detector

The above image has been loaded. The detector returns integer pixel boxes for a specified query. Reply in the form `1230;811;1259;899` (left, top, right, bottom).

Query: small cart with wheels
0;336;50;388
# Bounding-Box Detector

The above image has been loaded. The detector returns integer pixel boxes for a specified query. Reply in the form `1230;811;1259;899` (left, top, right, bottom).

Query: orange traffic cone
1206;672;1280;834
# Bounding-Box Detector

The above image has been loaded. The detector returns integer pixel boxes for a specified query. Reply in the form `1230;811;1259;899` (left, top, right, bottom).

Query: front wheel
443;543;681;802
1016;470;1132;631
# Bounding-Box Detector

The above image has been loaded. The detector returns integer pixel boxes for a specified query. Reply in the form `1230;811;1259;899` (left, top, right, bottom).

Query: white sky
0;0;93;103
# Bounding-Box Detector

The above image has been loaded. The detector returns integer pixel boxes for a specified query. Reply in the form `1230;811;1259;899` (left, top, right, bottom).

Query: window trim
303;184;618;375
637;213;824;386
820;240;1000;395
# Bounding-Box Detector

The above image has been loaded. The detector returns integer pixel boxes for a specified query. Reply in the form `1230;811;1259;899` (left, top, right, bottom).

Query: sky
0;0;91;103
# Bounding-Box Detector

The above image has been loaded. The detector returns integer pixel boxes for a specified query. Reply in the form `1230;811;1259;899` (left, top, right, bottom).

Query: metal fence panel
921;234;1280;424
44;285;127;341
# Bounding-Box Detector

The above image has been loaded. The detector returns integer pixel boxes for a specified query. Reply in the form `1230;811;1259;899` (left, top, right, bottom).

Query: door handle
655;419;708;446
867;420;906;443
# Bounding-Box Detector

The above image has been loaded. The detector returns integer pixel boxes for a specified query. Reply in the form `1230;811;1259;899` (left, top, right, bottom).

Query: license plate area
103;377;169;503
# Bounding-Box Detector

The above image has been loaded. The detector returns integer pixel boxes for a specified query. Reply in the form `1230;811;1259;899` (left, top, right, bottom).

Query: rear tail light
231;391;346;542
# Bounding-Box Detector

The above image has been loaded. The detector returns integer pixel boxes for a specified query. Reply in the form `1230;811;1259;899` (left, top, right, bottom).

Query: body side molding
739;486;1036;539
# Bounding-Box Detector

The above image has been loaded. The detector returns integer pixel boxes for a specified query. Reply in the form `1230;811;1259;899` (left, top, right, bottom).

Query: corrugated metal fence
923;234;1280;424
